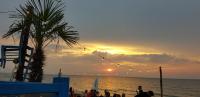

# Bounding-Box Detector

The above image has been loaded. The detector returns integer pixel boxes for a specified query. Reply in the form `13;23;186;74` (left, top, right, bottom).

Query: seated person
135;91;154;97
136;86;143;95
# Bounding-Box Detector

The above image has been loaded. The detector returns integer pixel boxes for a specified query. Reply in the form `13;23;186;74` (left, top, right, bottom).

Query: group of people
83;89;123;97
69;87;125;97
135;86;154;97
69;86;154;97
69;87;102;97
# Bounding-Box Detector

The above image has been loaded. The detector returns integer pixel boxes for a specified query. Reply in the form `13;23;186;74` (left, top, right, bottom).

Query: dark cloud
46;50;200;68
1;0;200;78
104;53;200;66
66;0;200;57
43;50;200;77
87;51;200;66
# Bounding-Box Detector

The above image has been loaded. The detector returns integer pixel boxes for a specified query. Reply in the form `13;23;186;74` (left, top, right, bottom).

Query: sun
107;68;113;72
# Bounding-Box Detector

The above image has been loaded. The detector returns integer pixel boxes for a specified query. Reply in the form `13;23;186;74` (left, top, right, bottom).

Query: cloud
45;50;200;72
9;41;194;78
113;53;199;65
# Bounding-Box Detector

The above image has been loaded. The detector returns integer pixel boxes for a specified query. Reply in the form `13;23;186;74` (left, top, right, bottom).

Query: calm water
0;73;200;97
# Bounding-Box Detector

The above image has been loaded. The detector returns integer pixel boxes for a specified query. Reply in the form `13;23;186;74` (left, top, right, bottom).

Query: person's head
96;91;99;96
138;86;142;90
147;91;154;96
104;89;108;93
85;90;88;93
70;87;73;92
122;93;125;97
113;93;117;97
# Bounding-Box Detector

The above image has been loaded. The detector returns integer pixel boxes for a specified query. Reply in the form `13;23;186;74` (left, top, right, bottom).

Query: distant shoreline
46;74;200;80
0;72;199;80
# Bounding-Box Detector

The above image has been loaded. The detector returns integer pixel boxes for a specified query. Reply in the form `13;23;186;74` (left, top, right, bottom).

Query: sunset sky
0;0;200;79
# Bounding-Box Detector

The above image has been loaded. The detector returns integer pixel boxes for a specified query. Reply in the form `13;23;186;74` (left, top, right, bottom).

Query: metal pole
160;66;163;97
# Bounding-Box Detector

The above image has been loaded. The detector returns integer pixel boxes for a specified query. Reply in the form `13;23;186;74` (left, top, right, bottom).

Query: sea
0;73;200;97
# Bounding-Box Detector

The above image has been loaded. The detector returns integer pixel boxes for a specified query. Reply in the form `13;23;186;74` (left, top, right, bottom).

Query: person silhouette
135;91;154;97
136;86;143;95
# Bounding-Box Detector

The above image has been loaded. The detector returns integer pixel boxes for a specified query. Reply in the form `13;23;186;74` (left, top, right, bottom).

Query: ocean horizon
0;73;199;97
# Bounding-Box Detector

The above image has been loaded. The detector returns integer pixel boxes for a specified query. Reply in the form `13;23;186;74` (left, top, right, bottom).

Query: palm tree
3;0;79;82
3;5;34;81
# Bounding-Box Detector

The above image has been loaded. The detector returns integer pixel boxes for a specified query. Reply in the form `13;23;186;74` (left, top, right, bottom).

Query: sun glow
78;43;161;55
51;42;161;57
107;68;113;72
91;44;146;55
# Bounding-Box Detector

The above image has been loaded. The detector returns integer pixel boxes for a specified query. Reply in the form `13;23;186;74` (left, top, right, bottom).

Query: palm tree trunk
29;46;45;82
15;6;33;81
15;24;31;81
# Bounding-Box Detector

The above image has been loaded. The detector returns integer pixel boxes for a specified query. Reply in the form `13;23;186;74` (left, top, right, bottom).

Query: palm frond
2;21;24;38
57;28;79;47
43;23;67;42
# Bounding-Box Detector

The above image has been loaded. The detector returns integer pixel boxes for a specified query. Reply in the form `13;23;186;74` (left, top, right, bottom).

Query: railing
0;45;34;81
0;77;69;97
